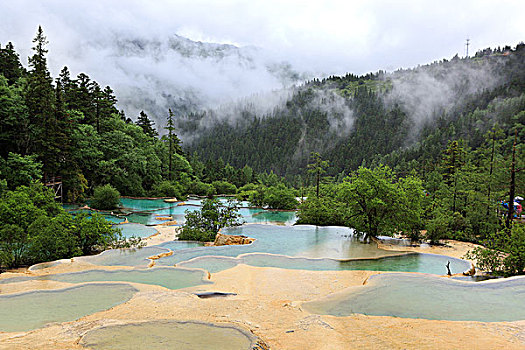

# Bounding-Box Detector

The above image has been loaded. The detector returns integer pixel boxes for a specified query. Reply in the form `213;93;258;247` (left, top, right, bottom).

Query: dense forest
0;27;281;269
0;27;266;202
178;42;524;275
179;44;525;182
0;27;523;276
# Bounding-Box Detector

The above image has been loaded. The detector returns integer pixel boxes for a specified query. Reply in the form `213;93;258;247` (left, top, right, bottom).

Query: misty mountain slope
180;44;525;176
77;34;309;124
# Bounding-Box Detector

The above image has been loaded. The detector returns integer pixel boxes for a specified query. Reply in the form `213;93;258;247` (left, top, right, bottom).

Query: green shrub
296;196;347;226
211;181;237;195
188;181;213;196
0;184;132;269
465;225;525;277
0;153;42;190
91;184;120;210
247;186;265;207
236;189;257;201
426;213;450;244
237;183;257;193
70;213;120;254
263;184;298;210
179;198;241;242
206;184;217;198
151;181;183;199
28;214;80;262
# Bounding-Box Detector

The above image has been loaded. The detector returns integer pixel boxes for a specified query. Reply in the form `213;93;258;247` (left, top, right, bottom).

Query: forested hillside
180;44;525;179
0;27;267;201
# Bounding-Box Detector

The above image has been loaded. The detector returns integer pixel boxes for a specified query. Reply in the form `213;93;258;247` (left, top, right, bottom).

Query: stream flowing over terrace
0;197;523;348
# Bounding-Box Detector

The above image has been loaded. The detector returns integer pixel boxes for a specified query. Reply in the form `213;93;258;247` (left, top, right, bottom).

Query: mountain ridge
179;43;525;178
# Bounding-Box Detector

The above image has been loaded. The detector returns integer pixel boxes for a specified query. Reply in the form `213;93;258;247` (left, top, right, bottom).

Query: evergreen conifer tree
0;42;24;85
25;26;56;176
136;111;158;137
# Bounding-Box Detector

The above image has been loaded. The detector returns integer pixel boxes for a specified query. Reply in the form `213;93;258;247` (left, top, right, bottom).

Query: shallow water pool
77;198;296;226
175;252;469;275
116;223;159;238
242;210;296;225
0;283;137;332
304;273;525;322
0;267;211;290
91;225;470;275
80;320;255;350
79;241;203;267
155;225;420;266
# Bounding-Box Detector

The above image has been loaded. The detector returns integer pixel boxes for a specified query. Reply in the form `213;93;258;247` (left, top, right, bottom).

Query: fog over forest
1;0;523;129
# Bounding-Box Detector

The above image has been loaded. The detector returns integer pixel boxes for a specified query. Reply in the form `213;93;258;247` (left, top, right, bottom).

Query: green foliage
0;183;123;268
151;180;183;199
261;184;298;210
247;186;266;207
91;184;120;210
0;179;6;197
71;213;120;255
339;166;424;237
0;42;25;85
172;153;192;173
25;26;58;175
307;152;329;197
425;210;452;244
179;198;241;242
236;183;257;201
244;183;298;209
211;180;237;195
296;196;347;226
188;181;214;196
465;225;525;276
240;165;254;184
27;213;79;262
0;153;42;189
164;109;183;181
0;224;26;268
237;183;258;192
63;170;88;203
136;110;158;137
0;74;29;157
298;165;424;237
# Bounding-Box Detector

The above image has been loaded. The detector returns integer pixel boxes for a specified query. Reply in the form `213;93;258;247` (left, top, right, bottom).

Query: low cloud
383;57;501;128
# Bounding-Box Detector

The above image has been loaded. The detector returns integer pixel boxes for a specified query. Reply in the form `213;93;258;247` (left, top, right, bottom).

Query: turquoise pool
77;224;470;275
0;283;138;332
304;273;525;322
0;267;210;290
64;198;296;226
116;223;159;238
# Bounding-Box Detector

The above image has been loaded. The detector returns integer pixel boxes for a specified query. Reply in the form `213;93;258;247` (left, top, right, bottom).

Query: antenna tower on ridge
465;38;470;58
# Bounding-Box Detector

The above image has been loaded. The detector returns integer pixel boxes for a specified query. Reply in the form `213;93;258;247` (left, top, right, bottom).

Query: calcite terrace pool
0;197;523;350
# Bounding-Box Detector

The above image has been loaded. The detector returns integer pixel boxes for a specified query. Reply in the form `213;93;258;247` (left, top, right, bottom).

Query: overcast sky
2;0;524;75
1;0;524;119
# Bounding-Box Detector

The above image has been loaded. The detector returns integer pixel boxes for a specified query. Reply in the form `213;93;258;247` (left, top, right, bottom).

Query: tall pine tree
136;111;158;137
0;42;24;85
164;109;182;180
25;26;57;177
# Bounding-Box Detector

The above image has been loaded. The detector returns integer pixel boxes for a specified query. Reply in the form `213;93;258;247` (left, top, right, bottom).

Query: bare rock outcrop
148;251;174;260
207;233;255;247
